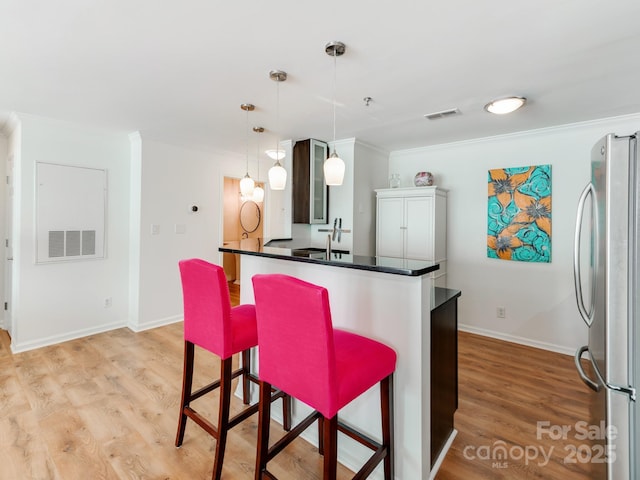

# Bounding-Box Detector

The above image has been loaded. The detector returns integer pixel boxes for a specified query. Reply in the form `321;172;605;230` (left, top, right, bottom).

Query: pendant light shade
324;41;346;186
252;184;265;203
240;174;255;197
240;103;255;197
268;163;287;190
324;151;346;186
268;70;287;191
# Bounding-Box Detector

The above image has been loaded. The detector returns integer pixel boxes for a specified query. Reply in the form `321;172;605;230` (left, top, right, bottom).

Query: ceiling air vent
424;108;461;120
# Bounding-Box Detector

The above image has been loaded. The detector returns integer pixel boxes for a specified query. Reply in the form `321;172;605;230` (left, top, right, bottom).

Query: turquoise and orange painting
487;165;551;262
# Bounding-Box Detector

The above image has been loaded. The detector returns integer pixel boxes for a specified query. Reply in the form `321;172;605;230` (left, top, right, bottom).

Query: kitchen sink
291;247;349;257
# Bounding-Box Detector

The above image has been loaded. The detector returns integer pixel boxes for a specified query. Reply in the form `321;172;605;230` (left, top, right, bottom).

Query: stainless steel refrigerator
574;132;639;479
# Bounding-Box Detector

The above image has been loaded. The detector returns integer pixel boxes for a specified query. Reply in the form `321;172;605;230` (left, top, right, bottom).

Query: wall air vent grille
424;108;461;120
48;230;97;259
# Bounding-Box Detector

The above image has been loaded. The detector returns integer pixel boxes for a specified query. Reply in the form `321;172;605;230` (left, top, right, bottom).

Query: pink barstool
252;273;396;480
176;259;291;480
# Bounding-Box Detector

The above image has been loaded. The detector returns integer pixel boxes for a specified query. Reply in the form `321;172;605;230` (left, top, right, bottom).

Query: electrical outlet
104;297;112;308
496;306;506;318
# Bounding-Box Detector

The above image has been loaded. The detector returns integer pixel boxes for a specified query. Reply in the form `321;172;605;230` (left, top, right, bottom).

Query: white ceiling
2;0;640;158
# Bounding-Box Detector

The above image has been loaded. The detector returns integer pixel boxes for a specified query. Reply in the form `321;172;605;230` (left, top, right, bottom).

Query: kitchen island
219;240;459;480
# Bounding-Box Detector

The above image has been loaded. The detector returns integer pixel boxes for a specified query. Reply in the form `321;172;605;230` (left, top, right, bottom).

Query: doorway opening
222;176;264;287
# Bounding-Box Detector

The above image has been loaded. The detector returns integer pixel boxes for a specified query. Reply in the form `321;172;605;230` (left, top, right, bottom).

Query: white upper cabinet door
376;197;405;258
375;186;447;286
405;196;434;260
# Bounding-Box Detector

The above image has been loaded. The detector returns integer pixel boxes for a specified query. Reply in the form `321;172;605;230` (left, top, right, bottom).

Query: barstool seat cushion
333;329;396;417
185;303;257;360
229;304;258;354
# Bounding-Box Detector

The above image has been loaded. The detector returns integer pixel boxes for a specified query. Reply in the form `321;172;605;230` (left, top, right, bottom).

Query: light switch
151;224;160;235
175;224;186;234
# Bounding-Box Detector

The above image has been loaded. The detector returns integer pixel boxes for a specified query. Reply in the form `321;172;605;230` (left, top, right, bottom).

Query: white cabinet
376;187;447;286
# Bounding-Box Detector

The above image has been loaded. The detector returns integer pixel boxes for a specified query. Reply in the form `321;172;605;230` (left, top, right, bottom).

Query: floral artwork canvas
487;165;552;262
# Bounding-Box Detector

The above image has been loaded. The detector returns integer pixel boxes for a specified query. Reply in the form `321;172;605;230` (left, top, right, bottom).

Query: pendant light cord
332;50;337;147
245;107;250;175
275;79;280;163
256;130;260;178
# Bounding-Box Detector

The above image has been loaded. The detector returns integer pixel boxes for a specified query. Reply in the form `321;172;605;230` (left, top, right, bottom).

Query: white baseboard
459;324;575;356
429;429;458;480
127;314;182;333
10;315;183;353
10;320;126;353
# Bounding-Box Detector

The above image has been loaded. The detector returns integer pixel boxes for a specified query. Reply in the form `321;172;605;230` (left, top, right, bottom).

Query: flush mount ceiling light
252;126;265;203
239;103;255;198
267;69;288;191
484;96;527;115
323;41;346;187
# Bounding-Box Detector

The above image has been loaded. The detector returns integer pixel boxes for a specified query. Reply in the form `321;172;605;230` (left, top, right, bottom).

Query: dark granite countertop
220;239;440;277
432;287;462;311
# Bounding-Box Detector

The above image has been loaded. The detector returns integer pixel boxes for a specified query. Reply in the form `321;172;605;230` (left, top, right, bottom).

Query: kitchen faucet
326;234;331;258
318;218;351;251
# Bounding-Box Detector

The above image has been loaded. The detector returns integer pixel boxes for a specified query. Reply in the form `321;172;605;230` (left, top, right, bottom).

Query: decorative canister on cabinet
414;171;434;187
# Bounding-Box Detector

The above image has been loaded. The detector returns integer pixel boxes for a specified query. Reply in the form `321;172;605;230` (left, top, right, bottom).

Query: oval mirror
240;200;261;233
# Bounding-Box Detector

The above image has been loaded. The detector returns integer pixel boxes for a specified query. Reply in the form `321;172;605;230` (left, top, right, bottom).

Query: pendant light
239;103;255;197
268;70;287;190
324;41;346;186
252;126;265;203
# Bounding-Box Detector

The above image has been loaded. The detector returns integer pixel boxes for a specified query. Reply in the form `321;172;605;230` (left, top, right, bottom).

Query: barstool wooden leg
241;349;251;404
255;380;272;480
282;392;292;431
381;374;394;480
175;341;194;447
212;358;233;480
317;416;325;455
322;415;338;480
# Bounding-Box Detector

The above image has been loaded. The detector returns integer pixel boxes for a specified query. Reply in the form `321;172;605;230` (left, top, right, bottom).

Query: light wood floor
0;285;599;479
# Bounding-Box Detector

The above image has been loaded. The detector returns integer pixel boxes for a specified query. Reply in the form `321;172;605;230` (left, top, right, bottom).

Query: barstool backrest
179;259;233;358
252;273;338;417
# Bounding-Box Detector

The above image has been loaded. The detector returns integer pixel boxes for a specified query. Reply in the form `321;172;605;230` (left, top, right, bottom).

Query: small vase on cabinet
389;173;401;188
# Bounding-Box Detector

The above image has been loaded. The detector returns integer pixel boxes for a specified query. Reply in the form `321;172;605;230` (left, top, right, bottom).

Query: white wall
353;140;389;256
390;113;640;354
308;138;388;255
264;140;292;241
7;110;640;355
5;113;264;350
133;138;221;329
10;114;131;352
0;132;7;328
129;137;253;331
4;116;21;337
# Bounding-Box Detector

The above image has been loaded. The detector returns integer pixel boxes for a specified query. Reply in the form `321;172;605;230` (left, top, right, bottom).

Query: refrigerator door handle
574;345;601;392
573;183;596;327
605;383;636;402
